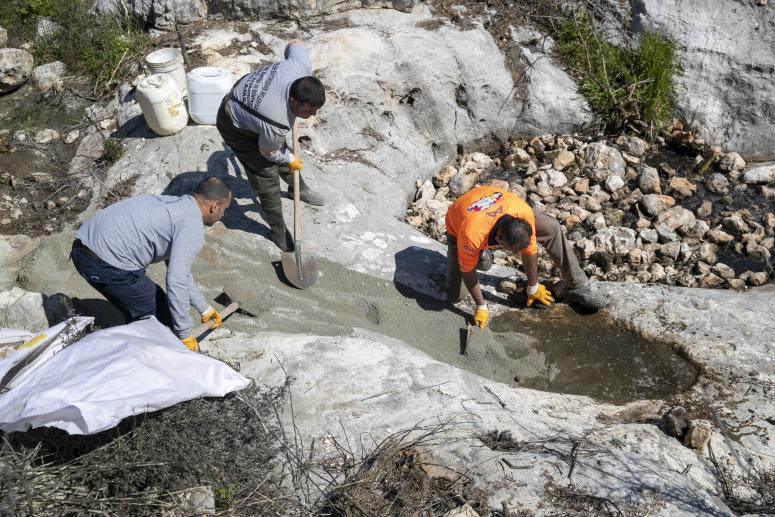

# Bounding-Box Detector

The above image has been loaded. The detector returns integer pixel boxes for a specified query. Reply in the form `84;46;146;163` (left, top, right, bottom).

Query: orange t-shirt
445;186;537;272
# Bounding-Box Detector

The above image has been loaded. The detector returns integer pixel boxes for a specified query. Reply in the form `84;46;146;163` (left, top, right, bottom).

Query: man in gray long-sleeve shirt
71;177;232;351
216;39;326;251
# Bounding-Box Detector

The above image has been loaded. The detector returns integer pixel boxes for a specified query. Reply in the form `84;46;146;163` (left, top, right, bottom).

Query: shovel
281;121;319;289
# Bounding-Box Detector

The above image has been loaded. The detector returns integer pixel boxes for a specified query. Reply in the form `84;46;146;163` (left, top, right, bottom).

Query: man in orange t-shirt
445;186;607;328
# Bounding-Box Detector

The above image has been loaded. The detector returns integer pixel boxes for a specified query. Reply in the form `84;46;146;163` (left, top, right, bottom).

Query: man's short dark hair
501;218;533;250
193;177;231;202
290;76;325;108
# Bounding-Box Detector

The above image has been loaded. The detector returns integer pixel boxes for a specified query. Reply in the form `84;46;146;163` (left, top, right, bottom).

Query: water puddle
489;306;698;402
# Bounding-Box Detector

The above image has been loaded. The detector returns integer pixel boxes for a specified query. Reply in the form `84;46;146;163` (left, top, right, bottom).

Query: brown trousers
446;212;588;302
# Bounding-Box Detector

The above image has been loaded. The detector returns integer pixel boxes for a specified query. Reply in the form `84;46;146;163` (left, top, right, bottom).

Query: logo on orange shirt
467;192;502;212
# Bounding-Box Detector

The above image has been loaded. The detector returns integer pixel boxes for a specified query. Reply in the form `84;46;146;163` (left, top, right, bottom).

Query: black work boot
283;172;325;206
259;192;293;252
566;284;608;309
270;227;294;252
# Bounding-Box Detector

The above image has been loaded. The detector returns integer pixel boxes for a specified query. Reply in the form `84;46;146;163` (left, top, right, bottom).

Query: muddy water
490;306;698;402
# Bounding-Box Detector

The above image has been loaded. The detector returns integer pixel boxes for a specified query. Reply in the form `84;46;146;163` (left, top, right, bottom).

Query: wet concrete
490;306;699;402
19;225;697;404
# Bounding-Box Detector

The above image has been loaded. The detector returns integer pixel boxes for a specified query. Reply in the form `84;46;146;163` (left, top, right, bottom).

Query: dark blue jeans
71;242;172;328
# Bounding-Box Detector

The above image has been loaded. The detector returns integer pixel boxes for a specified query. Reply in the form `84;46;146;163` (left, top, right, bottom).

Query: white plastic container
186;67;233;125
135;74;188;136
145;47;187;97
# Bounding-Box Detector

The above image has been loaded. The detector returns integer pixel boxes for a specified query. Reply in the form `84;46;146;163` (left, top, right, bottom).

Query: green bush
0;0;57;44
1;0;148;96
554;13;678;134
33;0;149;95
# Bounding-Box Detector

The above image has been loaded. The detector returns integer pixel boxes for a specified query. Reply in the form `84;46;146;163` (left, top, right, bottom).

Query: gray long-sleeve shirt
76;194;209;338
227;42;312;164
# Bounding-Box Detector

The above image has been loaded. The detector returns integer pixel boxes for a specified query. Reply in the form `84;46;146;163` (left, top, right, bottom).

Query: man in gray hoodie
71;177;232;351
216;39;325;251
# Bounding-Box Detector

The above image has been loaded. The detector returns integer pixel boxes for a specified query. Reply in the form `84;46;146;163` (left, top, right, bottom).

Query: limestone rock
743;164;775;184
584;143;626;183
722;215;750;234
655;223;679;242
622;136;649;157
497;279;518;295
741;271;768;286
696;200;713;219
660;241;681;260
593;227;637;256
711;263;735;279
552;149;575;170
700;272;724;288
657;206;696;232
681;219;709;239
63;129;80;144
667;177;696;197
546;169;568;188
718;152;745;172
605;174;625;192
443;504;480;517
707;228;734;245
35;17;61;38
0;48;34;93
433;165;457;188
638;165;661;194
572;177;589;194
705;173;729;194
640;194;676;217
33;128;60;144
32;61;66;93
696;242;718;264
0;27;7;47
640;228;658;244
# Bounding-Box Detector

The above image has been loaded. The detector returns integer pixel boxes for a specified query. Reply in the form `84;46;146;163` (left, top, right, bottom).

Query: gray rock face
0;26;7;47
518;47;592;133
0;48;34;93
631;0;775;159
95;0;419;29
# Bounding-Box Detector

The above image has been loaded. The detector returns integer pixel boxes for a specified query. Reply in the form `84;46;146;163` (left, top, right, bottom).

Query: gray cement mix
17;226;695;402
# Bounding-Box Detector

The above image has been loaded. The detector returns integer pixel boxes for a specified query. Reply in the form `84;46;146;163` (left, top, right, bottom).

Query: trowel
281;122;320;289
194;291;256;342
461;323;486;355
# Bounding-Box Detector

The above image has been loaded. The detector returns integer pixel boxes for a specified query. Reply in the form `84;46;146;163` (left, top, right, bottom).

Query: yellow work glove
201;306;222;330
180;335;198;352
526;284;554;308
288;156;303;172
473;304;489;329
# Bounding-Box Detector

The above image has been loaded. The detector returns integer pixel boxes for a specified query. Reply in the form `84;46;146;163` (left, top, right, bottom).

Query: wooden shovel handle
292;121;301;241
194;302;239;341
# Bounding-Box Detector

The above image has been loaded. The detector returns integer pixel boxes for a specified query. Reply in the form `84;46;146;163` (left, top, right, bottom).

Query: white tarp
0;317;250;435
0;328;33;345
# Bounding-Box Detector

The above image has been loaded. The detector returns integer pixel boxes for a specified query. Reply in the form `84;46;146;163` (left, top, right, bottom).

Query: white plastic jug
187;67;233;125
145;47;187;97
135;74;188;136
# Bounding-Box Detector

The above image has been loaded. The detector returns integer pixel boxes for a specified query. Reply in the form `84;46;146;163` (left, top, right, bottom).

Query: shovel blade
281;248;319;289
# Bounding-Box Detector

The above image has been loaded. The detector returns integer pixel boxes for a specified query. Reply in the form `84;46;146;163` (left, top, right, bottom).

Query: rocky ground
1;2;775;515
406;130;774;292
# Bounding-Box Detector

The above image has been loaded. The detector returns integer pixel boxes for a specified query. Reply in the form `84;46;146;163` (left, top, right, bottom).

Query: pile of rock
406;134;774;289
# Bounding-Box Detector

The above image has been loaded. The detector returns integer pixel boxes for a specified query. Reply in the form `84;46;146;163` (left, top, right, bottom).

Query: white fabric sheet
0;317;250;435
